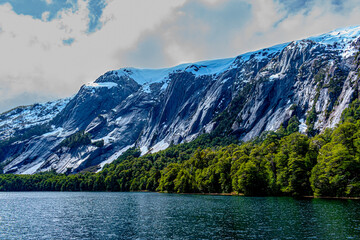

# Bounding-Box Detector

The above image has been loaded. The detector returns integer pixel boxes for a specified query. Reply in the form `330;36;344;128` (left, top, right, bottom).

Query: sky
0;0;360;112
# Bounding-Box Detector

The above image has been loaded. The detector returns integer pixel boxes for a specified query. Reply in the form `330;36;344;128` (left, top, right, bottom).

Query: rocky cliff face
1;26;360;174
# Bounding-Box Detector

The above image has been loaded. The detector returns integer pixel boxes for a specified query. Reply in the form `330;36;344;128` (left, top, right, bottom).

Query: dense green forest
1;100;360;197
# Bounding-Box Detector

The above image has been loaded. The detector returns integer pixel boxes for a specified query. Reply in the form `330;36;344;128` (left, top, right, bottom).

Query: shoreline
1;190;360;199
156;191;360;199
302;195;360;200
176;192;243;196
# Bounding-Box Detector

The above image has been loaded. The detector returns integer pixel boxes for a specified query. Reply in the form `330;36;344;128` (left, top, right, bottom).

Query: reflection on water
0;192;359;239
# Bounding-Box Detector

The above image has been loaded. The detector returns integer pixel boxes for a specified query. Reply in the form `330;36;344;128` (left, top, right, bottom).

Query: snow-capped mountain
0;98;71;141
1;26;360;174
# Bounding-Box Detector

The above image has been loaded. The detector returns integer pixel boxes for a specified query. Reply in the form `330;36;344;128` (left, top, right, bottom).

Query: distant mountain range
1;26;360;174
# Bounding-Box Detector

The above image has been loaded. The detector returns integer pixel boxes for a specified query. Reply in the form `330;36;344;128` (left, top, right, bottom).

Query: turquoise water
0;192;359;239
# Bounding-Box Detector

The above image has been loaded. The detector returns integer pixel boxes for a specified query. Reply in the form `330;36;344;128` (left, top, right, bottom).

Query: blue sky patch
63;38;75;46
0;0;77;20
0;0;106;33
87;0;107;33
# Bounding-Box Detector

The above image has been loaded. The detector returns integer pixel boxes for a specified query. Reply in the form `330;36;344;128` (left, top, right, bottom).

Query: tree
157;163;181;192
237;160;269;196
310;143;355;197
287;116;300;134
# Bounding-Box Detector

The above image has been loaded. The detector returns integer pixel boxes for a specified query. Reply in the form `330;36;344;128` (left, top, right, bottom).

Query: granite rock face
1;26;360;174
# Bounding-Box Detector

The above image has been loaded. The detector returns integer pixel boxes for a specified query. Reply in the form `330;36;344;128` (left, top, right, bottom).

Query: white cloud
0;0;185;112
43;0;53;4
231;0;360;54
198;0;223;6
118;0;253;67
41;11;50;21
133;0;360;67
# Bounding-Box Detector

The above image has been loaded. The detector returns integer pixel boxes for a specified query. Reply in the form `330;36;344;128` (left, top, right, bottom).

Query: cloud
119;0;360;68
117;0;252;67
276;0;314;14
240;0;360;51
0;0;185;112
41;11;50;21
118;34;171;68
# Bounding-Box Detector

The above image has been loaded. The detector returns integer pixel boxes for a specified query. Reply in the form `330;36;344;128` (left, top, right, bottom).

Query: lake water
0;192;359;239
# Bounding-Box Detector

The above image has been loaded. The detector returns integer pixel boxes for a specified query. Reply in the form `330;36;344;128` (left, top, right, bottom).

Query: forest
0;100;360;197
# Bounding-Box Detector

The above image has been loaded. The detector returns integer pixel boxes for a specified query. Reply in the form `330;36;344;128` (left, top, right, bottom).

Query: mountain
0;98;70;141
1;26;360;174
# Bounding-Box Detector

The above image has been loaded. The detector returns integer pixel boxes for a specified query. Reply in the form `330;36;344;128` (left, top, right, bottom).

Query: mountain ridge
1;25;359;174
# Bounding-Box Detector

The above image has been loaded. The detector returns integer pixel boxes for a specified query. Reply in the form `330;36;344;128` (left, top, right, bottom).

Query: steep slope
226;26;360;140
1;26;360;174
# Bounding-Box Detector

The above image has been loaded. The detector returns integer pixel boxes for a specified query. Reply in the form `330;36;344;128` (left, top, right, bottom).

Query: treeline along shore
1;100;360;198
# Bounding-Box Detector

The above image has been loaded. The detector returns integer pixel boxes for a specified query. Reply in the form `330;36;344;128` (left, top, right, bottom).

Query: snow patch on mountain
85;82;118;89
116;67;179;85
142;84;151;93
307;25;360;58
239;42;290;62
309;26;360;45
0;98;71;140
184;58;235;77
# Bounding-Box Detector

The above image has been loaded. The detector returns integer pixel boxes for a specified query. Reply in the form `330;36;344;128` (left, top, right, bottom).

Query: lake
0;192;359;239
